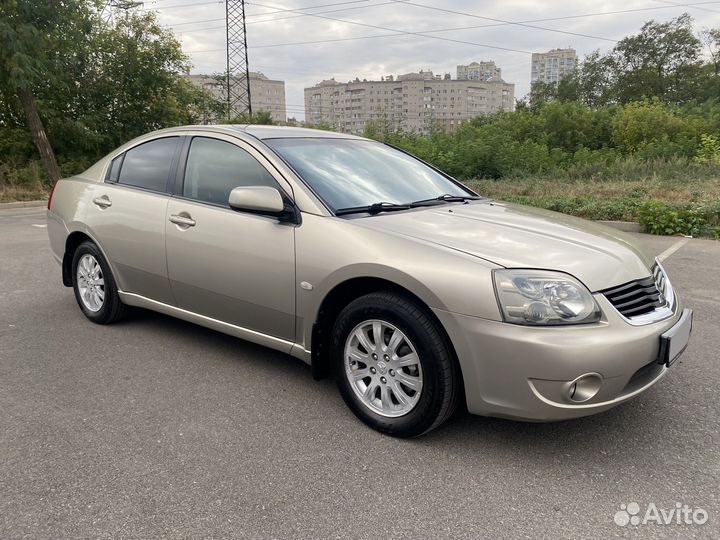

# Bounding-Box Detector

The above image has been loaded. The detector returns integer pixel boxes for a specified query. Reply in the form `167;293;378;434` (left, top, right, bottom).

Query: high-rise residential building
530;48;577;85
457;61;501;81
304;69;514;134
184;72;286;122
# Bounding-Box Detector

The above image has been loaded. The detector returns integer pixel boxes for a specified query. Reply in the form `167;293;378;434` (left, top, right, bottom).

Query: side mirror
228;186;285;214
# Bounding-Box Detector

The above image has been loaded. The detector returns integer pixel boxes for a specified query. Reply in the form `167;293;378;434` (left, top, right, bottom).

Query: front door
164;135;296;342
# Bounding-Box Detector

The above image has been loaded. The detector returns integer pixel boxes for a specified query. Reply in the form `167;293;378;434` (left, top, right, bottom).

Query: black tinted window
183;137;279;206
117;137;179;192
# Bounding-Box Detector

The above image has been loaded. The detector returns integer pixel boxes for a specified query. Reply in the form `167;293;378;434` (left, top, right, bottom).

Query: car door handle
169;214;196;227
92;196;112;208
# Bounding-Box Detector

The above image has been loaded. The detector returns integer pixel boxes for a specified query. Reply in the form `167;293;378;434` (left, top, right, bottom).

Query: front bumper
433;295;690;421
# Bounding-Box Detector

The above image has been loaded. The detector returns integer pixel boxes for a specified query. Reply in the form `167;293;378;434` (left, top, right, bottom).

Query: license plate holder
658;308;693;367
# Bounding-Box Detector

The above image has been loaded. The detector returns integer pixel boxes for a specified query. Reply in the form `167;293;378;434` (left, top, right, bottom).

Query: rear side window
107;154;124;183
183;137;280;206
117;137;179;192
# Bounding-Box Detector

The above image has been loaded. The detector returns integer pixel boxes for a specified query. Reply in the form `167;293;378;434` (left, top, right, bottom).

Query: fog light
566;373;602;403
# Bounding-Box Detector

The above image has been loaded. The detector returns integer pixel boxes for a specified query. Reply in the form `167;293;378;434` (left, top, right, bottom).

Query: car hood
354;200;655;292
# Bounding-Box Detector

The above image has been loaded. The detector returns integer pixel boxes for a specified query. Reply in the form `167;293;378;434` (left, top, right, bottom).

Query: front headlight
493;269;601;325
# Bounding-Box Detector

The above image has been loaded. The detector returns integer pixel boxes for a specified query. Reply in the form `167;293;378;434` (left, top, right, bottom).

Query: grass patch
0;161;48;203
465;158;720;237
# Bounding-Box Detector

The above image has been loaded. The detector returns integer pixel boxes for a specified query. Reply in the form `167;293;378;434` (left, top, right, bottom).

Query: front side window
264;138;471;211
183;137;280;206
117;137;179;192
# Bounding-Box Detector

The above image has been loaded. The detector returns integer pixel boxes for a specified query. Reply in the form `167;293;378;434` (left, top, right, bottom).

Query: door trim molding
118;291;311;364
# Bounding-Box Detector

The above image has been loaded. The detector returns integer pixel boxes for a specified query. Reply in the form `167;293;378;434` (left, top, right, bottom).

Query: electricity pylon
225;0;252;120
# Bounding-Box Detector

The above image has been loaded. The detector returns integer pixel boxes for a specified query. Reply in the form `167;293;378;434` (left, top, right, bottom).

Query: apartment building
185;72;286;122
304;69;514;134
456;61;501;81
530;48;577;85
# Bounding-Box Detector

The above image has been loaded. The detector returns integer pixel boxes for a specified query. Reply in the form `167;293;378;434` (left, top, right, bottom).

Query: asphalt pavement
1;206;718;539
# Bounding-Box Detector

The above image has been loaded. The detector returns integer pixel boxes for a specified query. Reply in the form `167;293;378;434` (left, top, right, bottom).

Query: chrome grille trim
601;259;675;325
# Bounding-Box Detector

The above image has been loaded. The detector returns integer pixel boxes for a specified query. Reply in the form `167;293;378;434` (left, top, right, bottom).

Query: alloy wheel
344;319;423;417
76;254;105;312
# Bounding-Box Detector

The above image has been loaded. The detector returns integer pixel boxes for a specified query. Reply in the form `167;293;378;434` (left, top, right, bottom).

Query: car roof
221;124;366;140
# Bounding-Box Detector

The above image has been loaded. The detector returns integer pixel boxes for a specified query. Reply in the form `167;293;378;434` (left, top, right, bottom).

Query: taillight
47;181;58;210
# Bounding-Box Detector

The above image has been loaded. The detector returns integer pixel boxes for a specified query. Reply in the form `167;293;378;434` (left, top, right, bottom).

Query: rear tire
71;241;126;324
331;291;460;437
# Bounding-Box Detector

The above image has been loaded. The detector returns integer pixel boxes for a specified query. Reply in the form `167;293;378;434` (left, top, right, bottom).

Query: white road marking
657;237;691;262
31;224;47;228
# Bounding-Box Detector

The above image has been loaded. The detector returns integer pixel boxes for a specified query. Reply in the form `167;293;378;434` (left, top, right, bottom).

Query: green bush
695;134;720;165
379;100;720;182
637;201;706;236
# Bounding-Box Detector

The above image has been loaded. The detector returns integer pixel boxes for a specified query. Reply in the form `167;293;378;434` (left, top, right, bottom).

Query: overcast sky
148;0;720;120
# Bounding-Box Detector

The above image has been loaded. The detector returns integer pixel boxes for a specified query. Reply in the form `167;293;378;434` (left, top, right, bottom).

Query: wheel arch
62;231;95;286
309;276;462;393
62;230;113;288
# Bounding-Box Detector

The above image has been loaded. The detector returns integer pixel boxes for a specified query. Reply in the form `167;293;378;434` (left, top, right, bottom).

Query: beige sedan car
47;125;693;437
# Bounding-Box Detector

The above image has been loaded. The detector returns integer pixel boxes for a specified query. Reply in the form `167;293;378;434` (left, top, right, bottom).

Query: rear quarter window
116;137;180;192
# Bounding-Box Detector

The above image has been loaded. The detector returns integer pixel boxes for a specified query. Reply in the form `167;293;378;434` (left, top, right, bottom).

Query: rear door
85;136;181;304
164;134;297;342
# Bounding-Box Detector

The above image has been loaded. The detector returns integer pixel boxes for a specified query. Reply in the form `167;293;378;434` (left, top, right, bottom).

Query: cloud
150;0;720;119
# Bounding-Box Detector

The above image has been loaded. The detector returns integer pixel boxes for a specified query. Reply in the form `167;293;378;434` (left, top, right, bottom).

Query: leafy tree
81;9;199;148
700;28;720;76
609;14;703;104
0;0;95;183
528;81;558;108
1;2;211;182
231;110;275;125
572;51;616;107
548;15;713;107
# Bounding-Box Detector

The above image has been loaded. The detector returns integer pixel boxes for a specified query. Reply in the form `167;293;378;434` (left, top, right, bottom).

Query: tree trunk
16;86;61;185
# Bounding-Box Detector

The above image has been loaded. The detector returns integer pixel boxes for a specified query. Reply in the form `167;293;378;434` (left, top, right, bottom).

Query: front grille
601;265;668;319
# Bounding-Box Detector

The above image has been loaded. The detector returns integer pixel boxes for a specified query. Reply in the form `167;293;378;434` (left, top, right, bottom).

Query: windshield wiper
409;193;482;207
335;194;481;216
335;202;411;216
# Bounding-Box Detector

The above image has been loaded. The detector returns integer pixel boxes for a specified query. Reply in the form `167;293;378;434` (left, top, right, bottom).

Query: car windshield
264;138;473;212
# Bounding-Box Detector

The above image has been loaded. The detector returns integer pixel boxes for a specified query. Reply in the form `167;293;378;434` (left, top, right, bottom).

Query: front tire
71;241;126;324
331;291;460;437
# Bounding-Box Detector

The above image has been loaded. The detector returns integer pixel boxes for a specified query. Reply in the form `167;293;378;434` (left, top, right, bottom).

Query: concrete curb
0;200;47;210
596;220;642;233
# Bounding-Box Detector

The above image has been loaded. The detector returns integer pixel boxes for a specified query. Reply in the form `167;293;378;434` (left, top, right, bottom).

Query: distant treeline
367;99;720;180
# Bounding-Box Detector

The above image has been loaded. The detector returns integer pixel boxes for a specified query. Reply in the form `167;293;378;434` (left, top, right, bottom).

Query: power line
245;0;372;15
171;0;399;33
169;17;225;26
153;0;374;17
394;0;616;43
173;1;720;30
652;0;720;13
183;1;720;53
153;0;223;10
184;0;533;55
243;0;617;45
245;0;396;23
